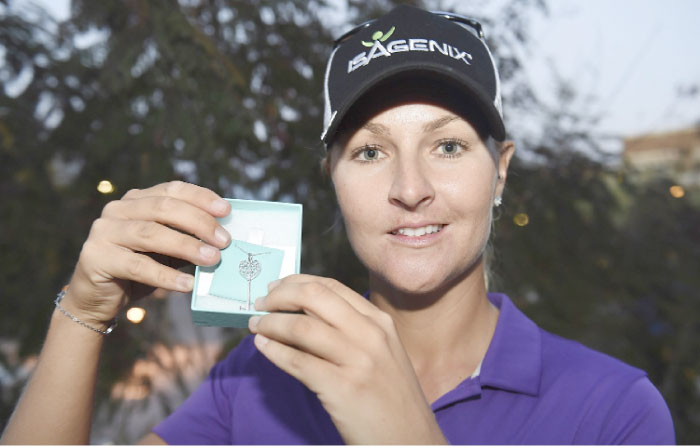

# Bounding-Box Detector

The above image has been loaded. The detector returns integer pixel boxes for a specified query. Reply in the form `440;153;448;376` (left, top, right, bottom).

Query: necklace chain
235;244;271;258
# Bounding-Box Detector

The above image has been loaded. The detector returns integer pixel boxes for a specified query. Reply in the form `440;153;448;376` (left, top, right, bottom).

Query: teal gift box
191;198;302;327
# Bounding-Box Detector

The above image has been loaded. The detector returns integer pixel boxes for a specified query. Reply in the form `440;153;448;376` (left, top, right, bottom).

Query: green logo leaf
361;25;395;47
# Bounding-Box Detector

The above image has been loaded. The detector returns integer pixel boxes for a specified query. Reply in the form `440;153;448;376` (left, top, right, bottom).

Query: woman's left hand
248;274;447;445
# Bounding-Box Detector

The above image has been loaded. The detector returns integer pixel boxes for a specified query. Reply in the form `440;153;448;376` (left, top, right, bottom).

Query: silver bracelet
54;290;118;336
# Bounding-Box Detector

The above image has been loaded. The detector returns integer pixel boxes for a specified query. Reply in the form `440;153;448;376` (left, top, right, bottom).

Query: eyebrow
423;115;463;133
359;114;464;136
361;122;391;136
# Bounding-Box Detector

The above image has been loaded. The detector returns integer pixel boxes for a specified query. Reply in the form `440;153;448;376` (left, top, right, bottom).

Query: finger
150;253;190;270
252;333;337;394
267;274;378;317
100;218;222;267
100;196;231;249
121;181;231;217
257;280;373;333
249;312;352;365
101;244;195;292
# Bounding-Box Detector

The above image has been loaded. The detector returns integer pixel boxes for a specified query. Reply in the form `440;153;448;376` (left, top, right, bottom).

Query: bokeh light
126;307;146;324
513;213;530;227
669;185;685;198
97;179;115;194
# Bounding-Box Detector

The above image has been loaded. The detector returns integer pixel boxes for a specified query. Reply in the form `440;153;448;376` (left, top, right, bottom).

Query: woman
1;5;674;444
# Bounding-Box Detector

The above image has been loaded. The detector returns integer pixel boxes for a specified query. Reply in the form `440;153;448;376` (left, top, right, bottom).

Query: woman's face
329;99;513;295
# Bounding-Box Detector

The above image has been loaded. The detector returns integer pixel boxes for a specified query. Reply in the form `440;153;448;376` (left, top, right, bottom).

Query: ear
495;141;515;197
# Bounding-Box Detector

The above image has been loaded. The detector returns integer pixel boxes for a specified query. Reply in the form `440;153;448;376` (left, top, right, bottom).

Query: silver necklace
235;244;271;310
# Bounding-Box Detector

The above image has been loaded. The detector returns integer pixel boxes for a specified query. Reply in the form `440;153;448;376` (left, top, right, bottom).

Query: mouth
390;224;445;237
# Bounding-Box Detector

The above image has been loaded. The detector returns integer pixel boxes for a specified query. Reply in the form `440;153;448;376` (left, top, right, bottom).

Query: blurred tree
1;0;697;443
1;2;92;413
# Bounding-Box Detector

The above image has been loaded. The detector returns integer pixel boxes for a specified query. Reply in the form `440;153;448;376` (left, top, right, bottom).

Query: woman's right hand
61;181;232;329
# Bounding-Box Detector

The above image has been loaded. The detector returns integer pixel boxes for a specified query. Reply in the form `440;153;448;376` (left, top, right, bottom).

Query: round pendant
239;258;261;281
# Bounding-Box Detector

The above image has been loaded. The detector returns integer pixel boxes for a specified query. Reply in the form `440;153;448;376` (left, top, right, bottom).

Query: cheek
331;168;392;268
440;164;496;214
333;173;381;232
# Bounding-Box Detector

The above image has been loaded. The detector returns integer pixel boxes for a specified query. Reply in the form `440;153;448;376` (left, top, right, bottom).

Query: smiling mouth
391;224;445;237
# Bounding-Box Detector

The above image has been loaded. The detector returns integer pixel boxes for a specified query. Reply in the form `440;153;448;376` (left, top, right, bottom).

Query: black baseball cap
321;5;505;146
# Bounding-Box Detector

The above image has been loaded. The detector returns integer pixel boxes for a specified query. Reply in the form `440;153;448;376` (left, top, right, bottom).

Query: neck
368;261;499;376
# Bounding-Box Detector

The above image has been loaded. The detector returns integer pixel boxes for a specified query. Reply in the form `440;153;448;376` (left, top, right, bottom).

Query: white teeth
394;224;443;236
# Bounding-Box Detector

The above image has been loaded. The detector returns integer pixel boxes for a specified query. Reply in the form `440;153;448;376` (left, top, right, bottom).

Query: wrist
54;289;118;336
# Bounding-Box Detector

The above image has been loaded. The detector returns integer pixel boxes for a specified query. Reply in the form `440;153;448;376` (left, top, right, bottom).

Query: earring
494;196;502;207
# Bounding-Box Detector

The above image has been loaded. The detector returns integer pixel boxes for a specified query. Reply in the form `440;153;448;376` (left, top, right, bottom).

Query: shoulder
540;330;645;385
174;334;290;407
216;333;260;372
154;334;313;444
212;334;312;399
151;337;264;444
212;333;286;381
538;330;675;444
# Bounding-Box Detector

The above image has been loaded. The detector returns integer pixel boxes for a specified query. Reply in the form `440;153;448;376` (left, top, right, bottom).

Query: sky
527;0;700;139
12;0;700;144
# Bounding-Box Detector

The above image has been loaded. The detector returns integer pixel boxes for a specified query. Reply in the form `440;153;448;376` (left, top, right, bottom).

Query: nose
388;153;435;210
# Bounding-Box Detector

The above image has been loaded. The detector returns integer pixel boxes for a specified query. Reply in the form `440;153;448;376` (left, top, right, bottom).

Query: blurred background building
624;126;700;192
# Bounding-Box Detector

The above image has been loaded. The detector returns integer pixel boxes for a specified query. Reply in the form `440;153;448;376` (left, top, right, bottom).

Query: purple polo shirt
154;293;675;444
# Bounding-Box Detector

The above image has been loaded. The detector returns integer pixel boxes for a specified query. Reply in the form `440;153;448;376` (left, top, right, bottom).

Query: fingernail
200;244;218;260
267;279;281;292
177;274;194;291
254;297;265;311
254;333;269;348
248;315;260;332
214;226;230;245
211;198;230;214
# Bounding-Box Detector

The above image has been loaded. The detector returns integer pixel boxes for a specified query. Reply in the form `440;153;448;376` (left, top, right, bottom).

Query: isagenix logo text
347;34;473;73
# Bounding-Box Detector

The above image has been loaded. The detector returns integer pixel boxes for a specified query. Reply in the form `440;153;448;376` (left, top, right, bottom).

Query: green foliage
1;0;697;443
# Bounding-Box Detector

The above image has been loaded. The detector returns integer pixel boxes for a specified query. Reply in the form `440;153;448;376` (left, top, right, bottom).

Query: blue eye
354;146;383;162
436;139;468;157
442;142;457;154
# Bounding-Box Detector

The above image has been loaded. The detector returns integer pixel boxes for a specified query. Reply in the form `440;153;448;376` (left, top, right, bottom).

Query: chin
367;248;487;298
381;275;443;296
371;261;468;296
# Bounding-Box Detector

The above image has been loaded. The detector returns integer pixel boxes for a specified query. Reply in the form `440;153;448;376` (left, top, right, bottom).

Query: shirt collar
430;293;542;412
479;293;542;396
